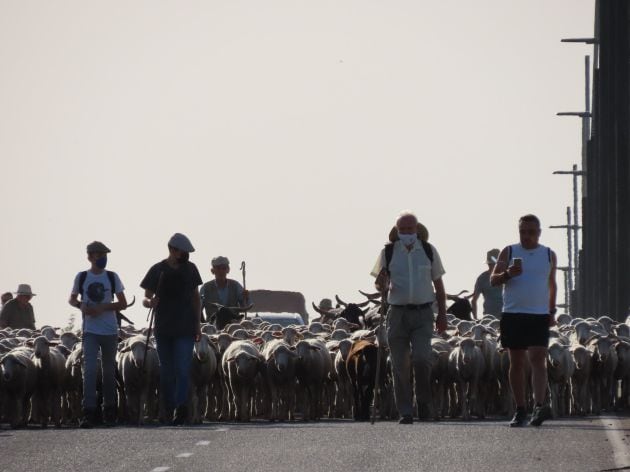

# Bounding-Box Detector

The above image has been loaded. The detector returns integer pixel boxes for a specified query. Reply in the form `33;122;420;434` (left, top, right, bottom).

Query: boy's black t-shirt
140;259;202;337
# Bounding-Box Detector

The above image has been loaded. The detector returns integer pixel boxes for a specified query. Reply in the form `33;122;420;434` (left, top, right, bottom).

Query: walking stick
240;261;248;304
371;290;388;425
138;273;163;424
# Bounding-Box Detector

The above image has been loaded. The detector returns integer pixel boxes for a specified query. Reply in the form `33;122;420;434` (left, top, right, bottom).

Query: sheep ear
252;337;264;345
47;340;60;346
309;345;321;351
119;346;131;353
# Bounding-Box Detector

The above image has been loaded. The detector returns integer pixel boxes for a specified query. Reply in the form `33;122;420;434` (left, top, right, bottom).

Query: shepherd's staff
240;261;248;304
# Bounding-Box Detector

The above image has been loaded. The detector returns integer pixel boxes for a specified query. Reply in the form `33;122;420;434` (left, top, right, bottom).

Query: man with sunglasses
141;233;203;425
491;214;557;427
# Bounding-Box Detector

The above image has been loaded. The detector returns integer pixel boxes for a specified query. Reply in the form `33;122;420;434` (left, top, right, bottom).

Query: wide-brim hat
486;248;500;264
389;222;429;243
15;284;36;296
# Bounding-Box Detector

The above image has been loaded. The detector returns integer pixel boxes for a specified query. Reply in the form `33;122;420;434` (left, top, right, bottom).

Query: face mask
398;233;417;246
177;253;189;264
95;255;108;269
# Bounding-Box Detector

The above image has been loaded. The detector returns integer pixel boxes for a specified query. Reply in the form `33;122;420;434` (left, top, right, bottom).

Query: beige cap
211;256;230;267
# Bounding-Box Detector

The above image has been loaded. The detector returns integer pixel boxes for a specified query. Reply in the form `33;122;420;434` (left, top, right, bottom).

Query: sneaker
79;409;96;429
509;408;527;427
399;414;413;425
529;404;552;427
173;405;188;426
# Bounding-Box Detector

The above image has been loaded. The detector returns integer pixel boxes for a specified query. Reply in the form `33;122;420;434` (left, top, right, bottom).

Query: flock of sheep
0;296;629;428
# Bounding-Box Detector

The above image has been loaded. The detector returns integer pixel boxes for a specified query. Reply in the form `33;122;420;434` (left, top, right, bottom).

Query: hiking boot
399;414;413;425
79;409;96;429
529;404;552;427
509;408;527;428
173;405;188;426
103;406;117;427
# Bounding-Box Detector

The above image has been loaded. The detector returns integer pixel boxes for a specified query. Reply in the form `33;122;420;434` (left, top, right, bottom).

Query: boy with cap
141;233;202;425
471;248;503;319
0;284;37;330
199;256;247;323
68;241;128;428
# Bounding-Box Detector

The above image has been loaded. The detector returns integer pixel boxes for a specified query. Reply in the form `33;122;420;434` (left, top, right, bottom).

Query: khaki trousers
386;305;434;417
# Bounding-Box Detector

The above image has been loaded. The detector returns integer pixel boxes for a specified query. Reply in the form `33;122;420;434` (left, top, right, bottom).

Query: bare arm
433;277;447;333
490;247;522;286
192;290;202;340
143;288;158;308
471;292;480;320
68;293;81;309
549;251;558;314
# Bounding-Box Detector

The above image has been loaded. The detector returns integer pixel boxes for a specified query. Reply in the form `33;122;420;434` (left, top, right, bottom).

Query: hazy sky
0;1;594;328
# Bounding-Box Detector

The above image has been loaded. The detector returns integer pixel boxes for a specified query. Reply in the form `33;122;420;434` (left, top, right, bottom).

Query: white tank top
502;243;552;315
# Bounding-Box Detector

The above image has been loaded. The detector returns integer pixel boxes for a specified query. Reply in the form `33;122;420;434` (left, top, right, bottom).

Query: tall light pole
550;207;582;314
553;165;585;278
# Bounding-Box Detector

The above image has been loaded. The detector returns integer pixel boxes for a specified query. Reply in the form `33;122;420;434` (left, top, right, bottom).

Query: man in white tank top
491;214;557;427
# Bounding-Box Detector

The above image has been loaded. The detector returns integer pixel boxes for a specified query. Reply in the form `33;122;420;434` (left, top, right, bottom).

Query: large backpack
384;240;434;276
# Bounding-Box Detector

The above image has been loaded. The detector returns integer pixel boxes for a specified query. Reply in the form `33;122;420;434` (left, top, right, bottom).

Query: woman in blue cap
141;233;202;425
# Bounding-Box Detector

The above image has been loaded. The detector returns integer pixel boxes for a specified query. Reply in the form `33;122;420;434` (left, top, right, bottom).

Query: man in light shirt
372;211;447;424
491;214;557;427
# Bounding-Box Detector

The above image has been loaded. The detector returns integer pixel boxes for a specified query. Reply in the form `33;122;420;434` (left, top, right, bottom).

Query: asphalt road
2;416;630;472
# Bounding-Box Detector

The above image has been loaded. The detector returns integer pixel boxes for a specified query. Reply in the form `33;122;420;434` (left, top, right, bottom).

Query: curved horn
312;302;325;315
335;295;347;307
358;290;381;300
356;300;371;308
456;290;469;297
125;296;136;309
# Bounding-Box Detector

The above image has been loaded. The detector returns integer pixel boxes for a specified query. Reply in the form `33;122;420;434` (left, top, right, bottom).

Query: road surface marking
600;415;630;469
196;440;210;446
176;452;193;458
215;427;229;432
151;468;170;472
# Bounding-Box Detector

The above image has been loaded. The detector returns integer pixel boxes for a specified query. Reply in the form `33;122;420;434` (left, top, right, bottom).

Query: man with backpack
371;211;447;424
68;241;128;428
491;214;557;427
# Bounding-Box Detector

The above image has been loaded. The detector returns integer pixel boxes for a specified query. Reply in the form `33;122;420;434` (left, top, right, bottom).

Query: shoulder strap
547;247;551;263
384;243;395;275
107;271;116;300
385;240;434;273
421;241;433;263
78;271;88;298
507;245;512;262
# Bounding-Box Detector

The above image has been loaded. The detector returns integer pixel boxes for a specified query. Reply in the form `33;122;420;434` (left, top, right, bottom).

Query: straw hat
388;222;429;243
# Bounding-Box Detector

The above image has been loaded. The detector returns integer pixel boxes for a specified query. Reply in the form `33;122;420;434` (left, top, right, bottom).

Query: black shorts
500;313;550;349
